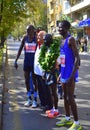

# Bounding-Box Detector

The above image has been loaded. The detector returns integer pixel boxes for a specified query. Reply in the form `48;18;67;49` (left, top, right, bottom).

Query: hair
38;31;46;37
61;20;71;30
26;24;35;32
44;33;53;46
36;27;43;33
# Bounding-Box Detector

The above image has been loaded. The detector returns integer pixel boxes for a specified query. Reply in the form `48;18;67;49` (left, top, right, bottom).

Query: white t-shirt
34;46;44;76
57;55;61;65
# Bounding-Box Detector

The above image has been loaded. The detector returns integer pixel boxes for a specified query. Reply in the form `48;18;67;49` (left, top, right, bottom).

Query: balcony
49;9;54;14
50;21;54;26
63;0;90;15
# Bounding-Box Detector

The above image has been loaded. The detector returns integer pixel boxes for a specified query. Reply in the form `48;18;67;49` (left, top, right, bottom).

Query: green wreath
38;38;60;72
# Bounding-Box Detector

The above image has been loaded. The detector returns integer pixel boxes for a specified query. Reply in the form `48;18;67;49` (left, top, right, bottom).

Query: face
27;27;35;38
37;31;46;44
43;34;53;46
58;23;67;36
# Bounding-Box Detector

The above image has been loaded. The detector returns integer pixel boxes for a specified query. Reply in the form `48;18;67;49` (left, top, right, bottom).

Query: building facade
47;0;90;37
63;0;90;37
47;0;62;36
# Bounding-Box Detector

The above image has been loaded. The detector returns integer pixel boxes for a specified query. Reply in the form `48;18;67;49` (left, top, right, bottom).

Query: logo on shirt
24;42;36;53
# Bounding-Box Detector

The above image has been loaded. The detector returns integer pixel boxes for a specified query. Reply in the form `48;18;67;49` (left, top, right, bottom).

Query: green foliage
26;0;47;30
11;0;47;38
59;14;72;23
0;0;28;44
39;38;60;72
0;0;47;43
0;45;5;70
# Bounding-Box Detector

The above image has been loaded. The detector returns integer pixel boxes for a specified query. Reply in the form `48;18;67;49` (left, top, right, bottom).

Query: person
14;24;38;108
83;36;87;52
39;33;60;118
57;64;63;99
56;20;82;130
34;31;53;111
80;36;87;52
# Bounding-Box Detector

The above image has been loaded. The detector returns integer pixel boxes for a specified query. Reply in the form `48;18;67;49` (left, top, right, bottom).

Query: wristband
14;61;17;65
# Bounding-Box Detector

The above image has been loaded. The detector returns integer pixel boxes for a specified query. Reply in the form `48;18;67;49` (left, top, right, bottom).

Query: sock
34;97;37;102
65;116;71;120
54;109;58;112
29;96;32;100
34;91;37;101
74;121;80;125
34;91;37;97
27;91;32;100
27;91;31;97
52;107;55;110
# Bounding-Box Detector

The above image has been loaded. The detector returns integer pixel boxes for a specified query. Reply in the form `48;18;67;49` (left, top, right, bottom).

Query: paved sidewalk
1;41;90;130
0;46;7;130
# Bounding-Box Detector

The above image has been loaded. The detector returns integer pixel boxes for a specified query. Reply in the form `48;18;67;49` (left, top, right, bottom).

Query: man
34;31;53;111
56;20;82;130
39;33;59;118
14;25;38;108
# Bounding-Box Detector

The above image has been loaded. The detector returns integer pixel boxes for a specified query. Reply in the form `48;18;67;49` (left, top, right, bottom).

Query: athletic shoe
68;123;82;130
32;100;37;108
24;99;32;107
47;110;60;118
56;118;73;127
43;105;53;112
46;108;55;114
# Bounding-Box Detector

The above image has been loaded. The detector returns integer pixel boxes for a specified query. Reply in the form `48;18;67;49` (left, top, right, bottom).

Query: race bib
60;54;65;67
24;42;36;53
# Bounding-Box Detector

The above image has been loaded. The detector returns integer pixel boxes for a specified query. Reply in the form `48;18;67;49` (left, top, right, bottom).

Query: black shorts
23;65;34;72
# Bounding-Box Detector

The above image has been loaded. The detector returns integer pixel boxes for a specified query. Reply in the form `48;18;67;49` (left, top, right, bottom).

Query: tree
26;0;47;29
0;0;47;46
0;0;27;46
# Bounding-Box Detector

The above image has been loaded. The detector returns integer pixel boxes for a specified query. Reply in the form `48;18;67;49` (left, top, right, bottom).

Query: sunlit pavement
1;40;90;130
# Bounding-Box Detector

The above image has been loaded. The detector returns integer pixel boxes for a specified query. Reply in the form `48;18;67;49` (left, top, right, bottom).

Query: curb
0;44;7;130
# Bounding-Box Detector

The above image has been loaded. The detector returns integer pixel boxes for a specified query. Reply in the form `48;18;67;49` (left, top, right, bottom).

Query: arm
14;35;25;69
68;37;79;80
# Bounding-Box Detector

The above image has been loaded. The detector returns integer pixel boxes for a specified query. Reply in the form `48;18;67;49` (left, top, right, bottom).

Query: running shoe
46;108;55;114
32;100;37;108
24;99;32;107
56;118;73;127
68;123;82;130
47;110;60;118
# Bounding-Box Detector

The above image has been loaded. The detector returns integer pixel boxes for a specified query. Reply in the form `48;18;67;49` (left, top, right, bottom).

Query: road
2;40;90;130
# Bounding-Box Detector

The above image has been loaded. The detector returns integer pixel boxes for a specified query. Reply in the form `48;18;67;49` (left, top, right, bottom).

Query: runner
14;25;38;108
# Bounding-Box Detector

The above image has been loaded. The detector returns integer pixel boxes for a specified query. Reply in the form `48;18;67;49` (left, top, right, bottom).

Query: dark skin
15;27;35;66
58;22;79;121
14;26;37;92
43;34;58;110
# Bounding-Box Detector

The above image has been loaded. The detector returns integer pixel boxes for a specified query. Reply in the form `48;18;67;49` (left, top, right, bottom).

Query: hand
42;71;45;80
57;76;60;83
14;61;18;69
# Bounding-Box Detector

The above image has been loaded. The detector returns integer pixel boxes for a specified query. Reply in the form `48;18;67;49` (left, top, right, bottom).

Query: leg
62;83;71;117
24;70;30;92
67;80;78;121
67;81;82;130
45;84;53;109
51;83;58;109
36;75;46;106
31;72;38;108
47;83;59;118
24;70;32;106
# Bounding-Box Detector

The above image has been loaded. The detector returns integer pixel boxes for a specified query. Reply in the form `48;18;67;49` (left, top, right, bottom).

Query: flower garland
38;38;60;72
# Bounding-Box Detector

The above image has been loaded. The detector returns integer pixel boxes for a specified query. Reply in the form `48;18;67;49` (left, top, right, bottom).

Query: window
60;0;62;4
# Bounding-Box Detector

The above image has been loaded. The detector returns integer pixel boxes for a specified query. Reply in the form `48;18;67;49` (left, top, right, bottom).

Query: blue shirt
60;35;78;83
24;35;37;68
